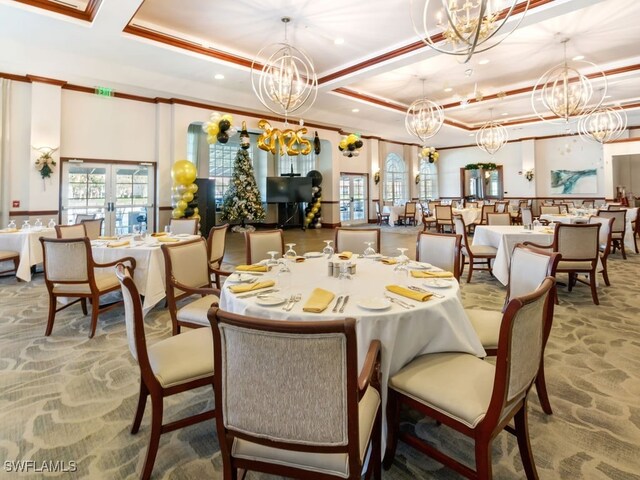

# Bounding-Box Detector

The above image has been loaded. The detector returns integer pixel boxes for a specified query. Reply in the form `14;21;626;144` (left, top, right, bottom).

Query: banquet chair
479;204;495;225
466;201;479;208
588;216;614;286
416;232;461;281
245;229;284;264
74;213;95;223
633;213;640;254
582;200;595;209
421;203;437;231
375;200;390;226
207;308;382;480
453;214;497;283
398;201;417;226
521;207;534;226
435;205;453;233
0;250;20;277
487;213;511;226
558;204;569;214
115;264;215;480
607;204;623;211
384;278;555;480
162;238;220;335
597;210;627;259
55;223;87;238
524;223;601;305
81;218;103;240
39;237;136;338
466;245;560;415
334;227;380;254
207;224;231;289
169;218;199;235
495;200;509;213
540;205;561;215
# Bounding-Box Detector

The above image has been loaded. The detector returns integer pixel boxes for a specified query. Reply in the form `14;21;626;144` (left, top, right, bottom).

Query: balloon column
304;170;323;229
170;160;200;223
338;133;363;157
202;112;236;144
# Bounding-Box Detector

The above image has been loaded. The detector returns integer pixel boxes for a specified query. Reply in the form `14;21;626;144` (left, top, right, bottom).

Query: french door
61;160;155;235
339;174;367;224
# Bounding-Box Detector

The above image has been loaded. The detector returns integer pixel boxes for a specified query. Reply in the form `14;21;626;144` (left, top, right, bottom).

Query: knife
332;295;344;313
236;288;278;299
339;295;349;313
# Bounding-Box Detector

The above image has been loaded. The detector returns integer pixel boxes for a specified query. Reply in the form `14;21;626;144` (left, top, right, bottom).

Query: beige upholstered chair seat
390;352;494;428
0;250;18;261
557;260;593;271
462;244;498;256
52;271;119;294
232;386;380;479
176;294;219;326
148;328;214;388
466;309;501;350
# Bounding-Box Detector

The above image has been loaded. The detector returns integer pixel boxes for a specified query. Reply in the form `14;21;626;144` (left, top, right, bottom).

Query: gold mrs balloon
170;160;200;221
257;119;312;156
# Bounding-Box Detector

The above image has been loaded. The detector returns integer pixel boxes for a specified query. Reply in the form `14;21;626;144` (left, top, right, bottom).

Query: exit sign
95;86;114;97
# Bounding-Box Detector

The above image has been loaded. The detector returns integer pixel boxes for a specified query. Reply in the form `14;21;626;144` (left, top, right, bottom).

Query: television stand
277;202;305;230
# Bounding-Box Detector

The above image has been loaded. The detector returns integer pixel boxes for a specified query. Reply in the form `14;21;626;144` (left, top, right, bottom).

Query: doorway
339;174;367;224
60;160;155;235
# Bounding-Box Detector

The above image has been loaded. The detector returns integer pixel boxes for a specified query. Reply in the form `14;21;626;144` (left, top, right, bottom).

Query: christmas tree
220;148;265;229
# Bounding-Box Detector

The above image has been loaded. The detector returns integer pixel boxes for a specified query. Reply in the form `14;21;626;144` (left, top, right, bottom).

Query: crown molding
12;0;102;22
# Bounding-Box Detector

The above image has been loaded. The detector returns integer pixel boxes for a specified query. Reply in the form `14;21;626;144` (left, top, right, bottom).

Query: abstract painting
550;169;597;194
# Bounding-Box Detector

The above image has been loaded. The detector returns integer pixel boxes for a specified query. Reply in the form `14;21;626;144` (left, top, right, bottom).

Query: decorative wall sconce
415;174;420;185
374;170;381;185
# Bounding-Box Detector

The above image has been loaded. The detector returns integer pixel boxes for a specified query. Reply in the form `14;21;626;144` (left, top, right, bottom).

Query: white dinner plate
357;298;391;310
226;273;256;283
304;251;324;258
365;253;384;259
175;233;191;238
408;261;431;270
423;279;453;288
255;295;287;306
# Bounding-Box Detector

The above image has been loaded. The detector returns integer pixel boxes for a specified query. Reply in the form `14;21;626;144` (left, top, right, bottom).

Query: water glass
21;220;30;231
322;240;334;258
47;219;56;228
363;242;376;257
164;225;172;235
34;218;43;230
8;220;16;229
284;243;297;260
266;251;280;268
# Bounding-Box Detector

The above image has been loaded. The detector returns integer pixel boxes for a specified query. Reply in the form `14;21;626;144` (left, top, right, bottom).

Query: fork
408;285;444;299
384;294;413;309
285;294;302;311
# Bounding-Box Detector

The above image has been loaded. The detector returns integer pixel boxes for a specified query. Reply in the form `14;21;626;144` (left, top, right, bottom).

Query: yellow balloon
192;213;201;221
207;123;220;137
347;134;358;144
171;160;197;186
207;134;217;144
299;137;312;155
193;207;199;214
177;200;188;211
182;191;194;203
339;139;348;149
172;208;184;219
187;183;199;194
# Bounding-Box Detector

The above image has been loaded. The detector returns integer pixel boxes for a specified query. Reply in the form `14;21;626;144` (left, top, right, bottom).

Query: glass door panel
339;174;368;224
61;162;108;230
113;165;154;235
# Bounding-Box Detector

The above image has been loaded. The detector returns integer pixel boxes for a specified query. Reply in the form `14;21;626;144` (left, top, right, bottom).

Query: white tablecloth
540;214;589;224
0;228;56;281
473;226;554;286
453;207;482;225
384;204;422;226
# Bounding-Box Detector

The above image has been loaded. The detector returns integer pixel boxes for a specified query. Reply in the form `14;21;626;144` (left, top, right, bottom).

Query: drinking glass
338;262;352;294
164;225;172;236
34;218;42;230
47;219;56;228
21;220;30;231
284;243;297;260
8;220;16;229
322;240;334;258
277;259;292;289
396;247;409;264
132;225;140;236
363;242;376;257
266;250;280;268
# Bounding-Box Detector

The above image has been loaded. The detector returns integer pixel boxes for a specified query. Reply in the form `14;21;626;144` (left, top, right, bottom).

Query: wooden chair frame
55;223;87;238
74;213;95;223
80;218;104;240
334;227;381;254
375;200;390;226
384;278;555;480
597;209;627;259
115;264;216;480
207;224;231;288
0;251;20;276
415;231;462;282
169;218;199;235
435;205;453;233
398;201;417;226
589;216;614;286
208;308;382;480
40;237;136;338
479;204;495;225
244;229;285;265
486;213;512;226
454;214;496;283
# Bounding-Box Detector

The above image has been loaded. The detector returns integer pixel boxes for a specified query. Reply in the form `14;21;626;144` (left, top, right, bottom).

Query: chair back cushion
467;201;478;208
56;224;87;239
508;247;553;301
557;224;600;260
165;239;210;289
487;213;510;226
480;204;495;222
521;208;533;225
495;202;508;213
404;202;417;215
81;219;103;240
334;228;379;254
588;216;613;252
452;215;467;245
170;218;198;235
597;210;626;234
434;205;452;221
218;323;349;446
416;233;460;275
75;213;95;223
245;230;284;264
115;265;142;360
208;224;228;268
42;239;89;282
540;205;560;215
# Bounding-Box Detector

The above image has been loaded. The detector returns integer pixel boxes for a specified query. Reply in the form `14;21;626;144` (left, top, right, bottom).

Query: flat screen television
266;177;313;203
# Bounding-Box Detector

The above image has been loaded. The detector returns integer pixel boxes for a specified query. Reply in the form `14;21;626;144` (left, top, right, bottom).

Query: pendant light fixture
579;104;627;144
405;79;444;144
476;108;508;154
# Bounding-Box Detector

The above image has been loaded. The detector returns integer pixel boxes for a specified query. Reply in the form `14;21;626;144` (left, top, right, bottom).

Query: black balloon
218;119;231;132
338;145;344;151
316;186;322;194
184;208;194;217
348;143;356;151
188;202;198;209
307;170;323;187
217;131;229;143
314;131;321;155
354;140;363;149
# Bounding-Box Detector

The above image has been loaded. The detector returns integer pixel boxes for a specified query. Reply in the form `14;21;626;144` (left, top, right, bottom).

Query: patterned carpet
1;251;639;479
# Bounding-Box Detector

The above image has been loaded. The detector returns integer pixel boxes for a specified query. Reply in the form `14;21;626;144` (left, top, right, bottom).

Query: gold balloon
339;138;348;149
193;207;199;214
182;191;194;203
187;183;198;194
207;123;220;137
347;133;358;144
172;208;184;219
177;200;188;211
177;184;188;195
171;160;197;186
192;213;201;221
298;136;312;155
207;134;217;144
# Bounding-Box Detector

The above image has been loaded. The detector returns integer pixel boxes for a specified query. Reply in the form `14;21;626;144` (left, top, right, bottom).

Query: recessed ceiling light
214;74;224;80
444;87;453;92
501;112;508;116
334;38;345;45
351;108;360;113
572;55;585;61
478;59;490;65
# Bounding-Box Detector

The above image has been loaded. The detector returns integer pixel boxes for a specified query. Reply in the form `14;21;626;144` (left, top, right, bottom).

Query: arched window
419;159;439;200
384;153;407;203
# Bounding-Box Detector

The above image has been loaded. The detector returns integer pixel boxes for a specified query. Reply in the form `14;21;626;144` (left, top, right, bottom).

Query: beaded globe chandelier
476;109;508;154
405;79;444;144
578;105;627;144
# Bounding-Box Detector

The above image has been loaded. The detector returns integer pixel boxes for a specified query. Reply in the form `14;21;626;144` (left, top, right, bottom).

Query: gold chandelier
405;79;444;144
251;17;317;118
409;0;530;63
476;109;508;154
532;39;606;123
579;105;627;144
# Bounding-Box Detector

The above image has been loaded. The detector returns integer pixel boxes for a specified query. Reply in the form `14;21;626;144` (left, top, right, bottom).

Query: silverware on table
339;295;349;313
236;288;278;299
408;285;444;299
332;295;344;313
285;294;302;311
282;294;295;310
384;294;413;309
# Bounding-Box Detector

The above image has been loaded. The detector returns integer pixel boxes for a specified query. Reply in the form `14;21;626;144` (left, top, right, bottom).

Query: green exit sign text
95;86;114;97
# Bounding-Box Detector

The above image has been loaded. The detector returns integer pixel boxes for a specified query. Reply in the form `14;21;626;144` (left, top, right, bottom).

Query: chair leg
535;364;553;415
620;241;627;260
474;437;492;480
131;379;149;434
371;407;382;480
88;295;100;338
466;258;474;283
382;390;400;470
514;402;539;480
45;295;57;336
589;272;599;305
601;259;611;287
81;298;88;315
634;232;639;254
141;392;163;480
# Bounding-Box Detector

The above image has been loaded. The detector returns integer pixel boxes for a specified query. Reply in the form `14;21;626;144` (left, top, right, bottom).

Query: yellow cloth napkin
386;285;432;302
0;228;19;233
151;232;168;237
157;236;180;243
338;251;352;260
236;264;269;272
107;240;130;248
98;235;117;240
380;258;398;265
410;270;454;278
543;228;555;234
302;288;335;313
228;280;275;294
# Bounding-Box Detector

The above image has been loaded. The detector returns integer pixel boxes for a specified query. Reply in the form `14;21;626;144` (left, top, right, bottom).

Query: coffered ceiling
2;0;640;147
